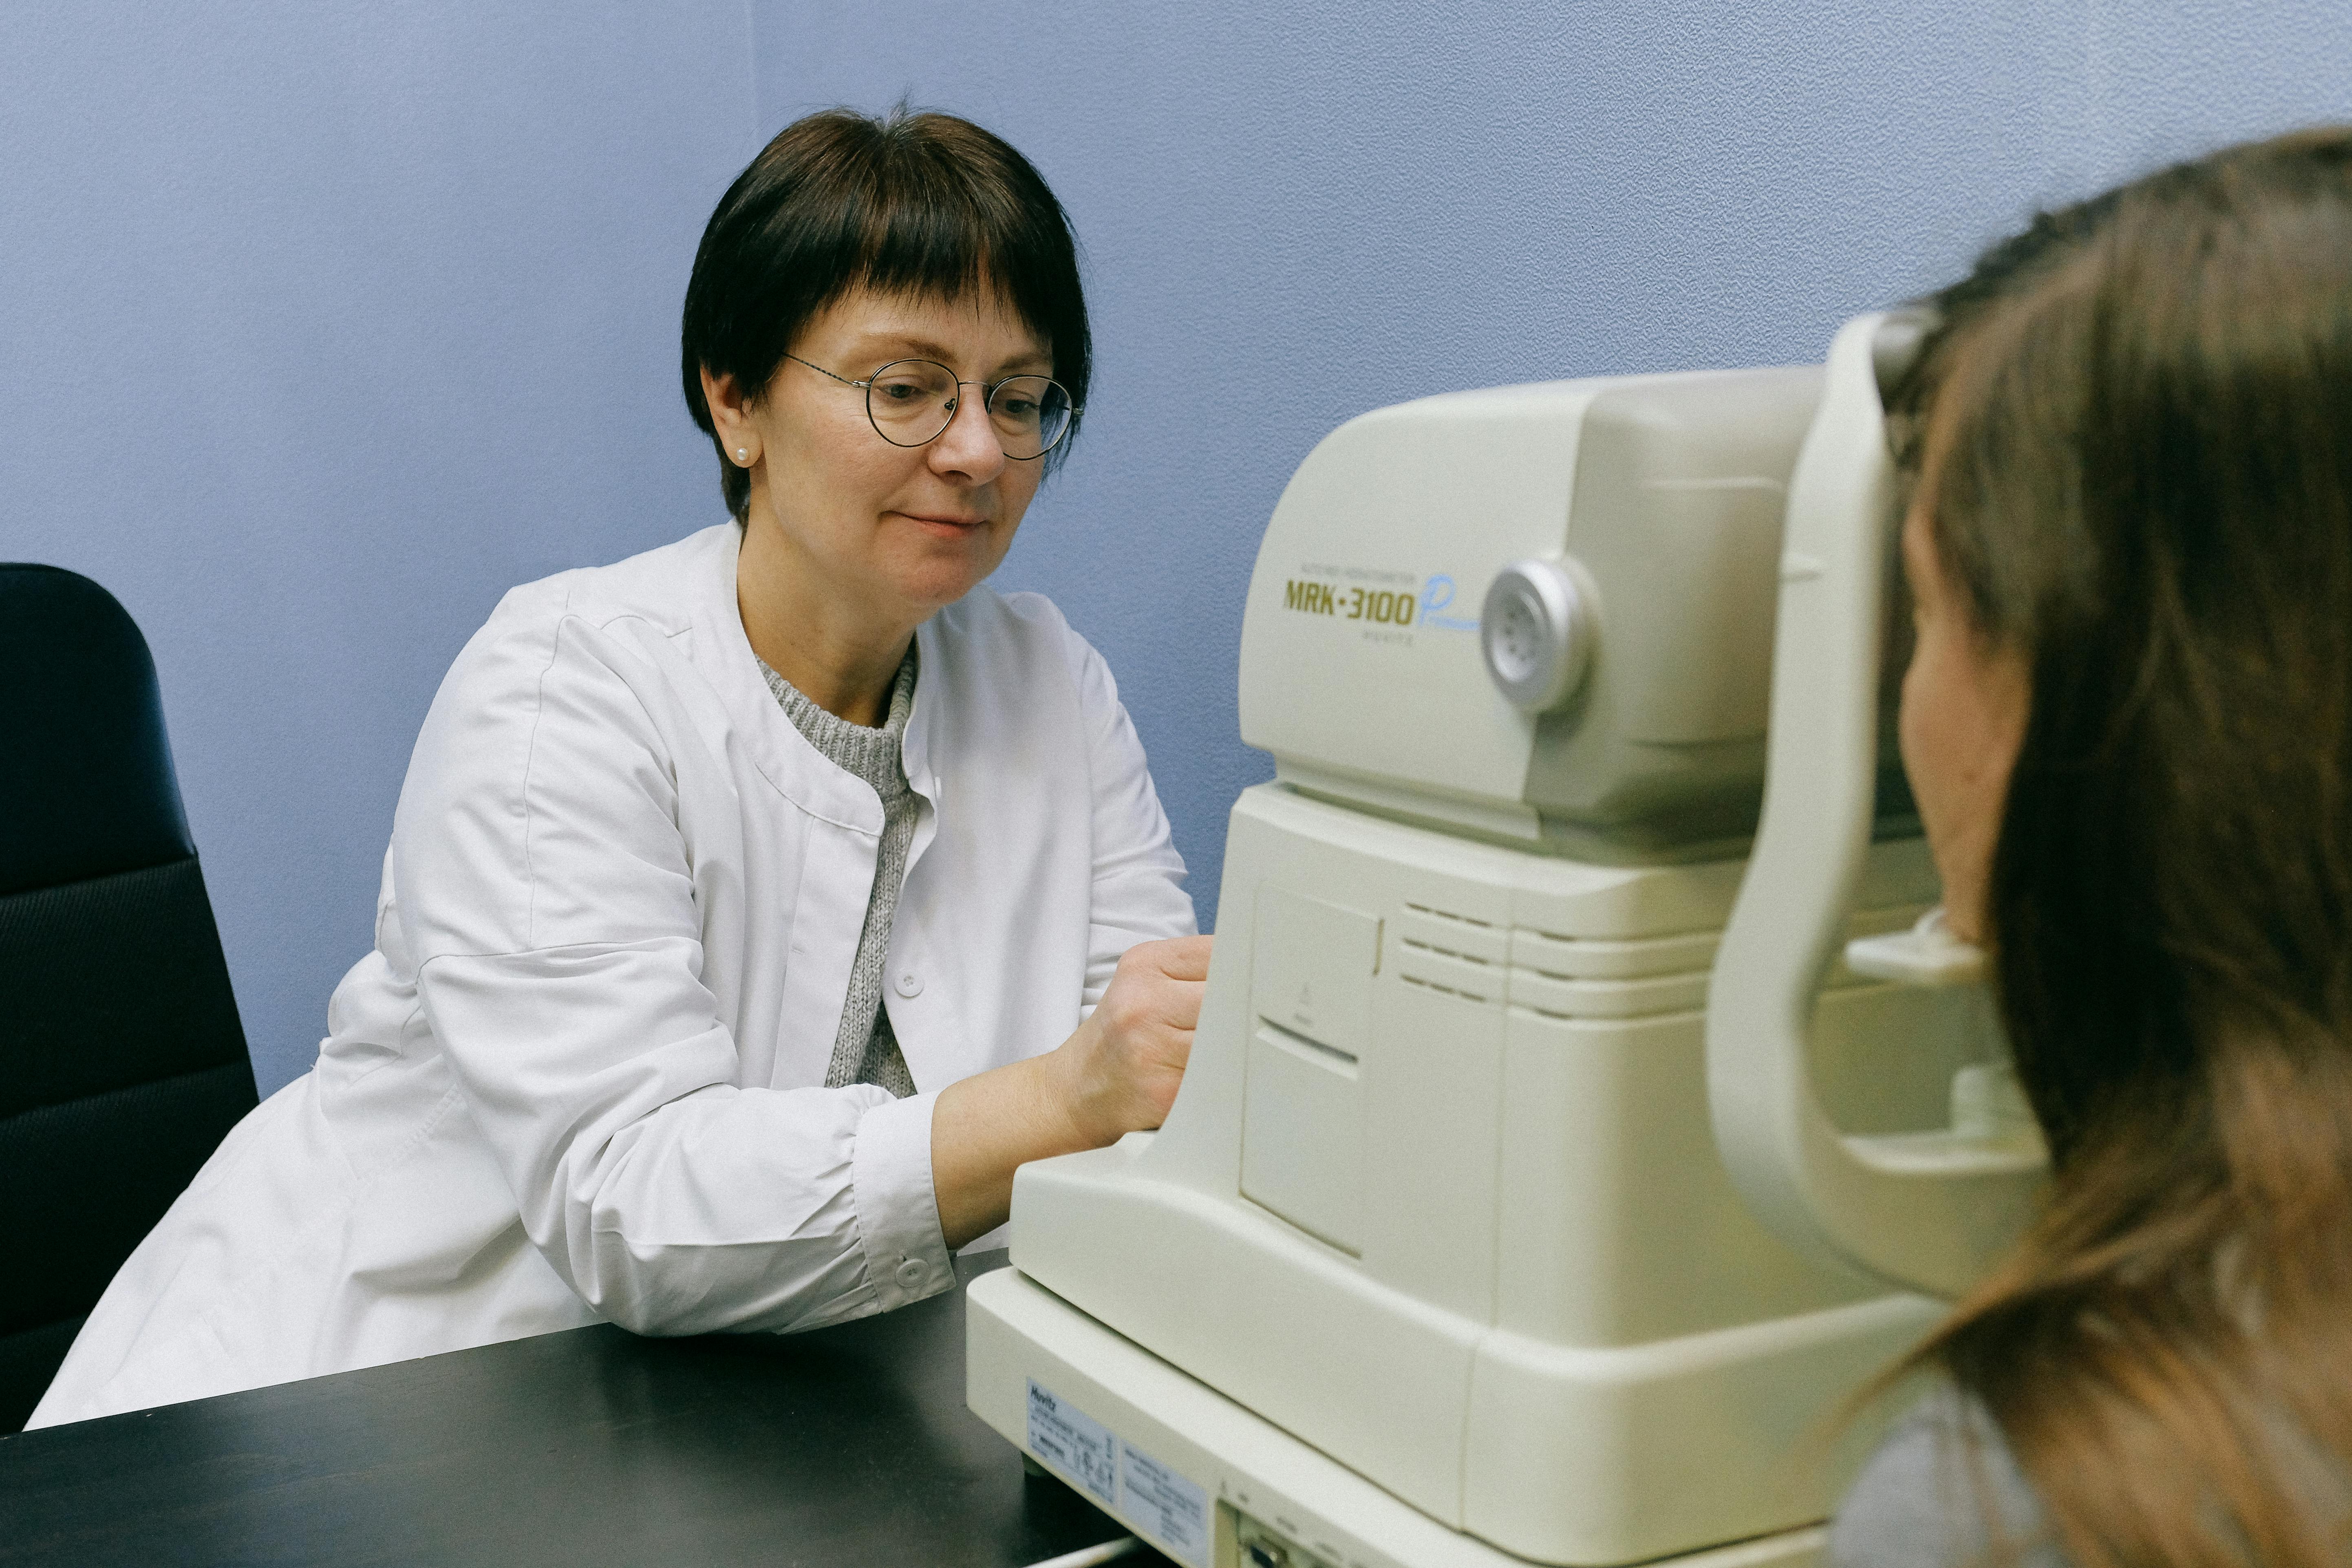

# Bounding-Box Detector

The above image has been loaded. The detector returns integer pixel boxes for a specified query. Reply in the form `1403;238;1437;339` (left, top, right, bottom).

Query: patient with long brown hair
1831;126;2352;1567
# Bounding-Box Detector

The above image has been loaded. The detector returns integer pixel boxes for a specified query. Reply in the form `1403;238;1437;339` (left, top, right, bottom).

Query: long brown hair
1890;127;2352;1566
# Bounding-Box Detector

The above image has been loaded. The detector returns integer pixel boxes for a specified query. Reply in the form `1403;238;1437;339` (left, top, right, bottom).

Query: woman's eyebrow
846;332;1051;375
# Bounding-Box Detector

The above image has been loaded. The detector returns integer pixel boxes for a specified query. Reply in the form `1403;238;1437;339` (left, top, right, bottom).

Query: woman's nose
929;389;1007;480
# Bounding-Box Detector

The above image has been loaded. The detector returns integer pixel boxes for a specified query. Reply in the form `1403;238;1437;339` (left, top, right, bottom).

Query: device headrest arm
1703;312;2045;1300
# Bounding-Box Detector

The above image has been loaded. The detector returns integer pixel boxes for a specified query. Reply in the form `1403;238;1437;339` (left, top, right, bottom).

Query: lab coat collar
897;615;944;882
689;525;886;837
902;615;942;803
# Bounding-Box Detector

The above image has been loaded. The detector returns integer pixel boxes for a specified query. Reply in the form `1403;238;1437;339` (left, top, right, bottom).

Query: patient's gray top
1837;1374;2352;1566
758;646;920;1099
1830;1387;2066;1568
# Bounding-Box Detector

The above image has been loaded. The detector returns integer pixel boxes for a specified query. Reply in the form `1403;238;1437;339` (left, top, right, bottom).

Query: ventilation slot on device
1399;970;1498;1006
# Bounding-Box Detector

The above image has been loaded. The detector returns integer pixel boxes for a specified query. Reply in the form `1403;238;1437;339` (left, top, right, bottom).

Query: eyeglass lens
865;360;1073;458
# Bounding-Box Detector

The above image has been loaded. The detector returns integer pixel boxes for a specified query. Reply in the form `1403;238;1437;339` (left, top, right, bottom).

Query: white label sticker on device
1118;1439;1210;1566
1026;1380;1116;1507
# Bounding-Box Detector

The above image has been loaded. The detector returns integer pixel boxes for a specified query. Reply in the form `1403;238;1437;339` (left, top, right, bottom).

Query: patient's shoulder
1829;1386;2065;1568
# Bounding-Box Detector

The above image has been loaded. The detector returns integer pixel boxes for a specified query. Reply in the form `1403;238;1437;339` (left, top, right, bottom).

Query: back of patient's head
1891;126;2352;1568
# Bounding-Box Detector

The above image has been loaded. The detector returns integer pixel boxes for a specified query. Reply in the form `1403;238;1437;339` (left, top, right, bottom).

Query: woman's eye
876;381;927;404
997;397;1039;420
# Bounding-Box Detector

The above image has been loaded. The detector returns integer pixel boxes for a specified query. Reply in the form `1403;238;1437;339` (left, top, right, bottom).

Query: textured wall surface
2;4;757;1091
757;0;2352;954
4;3;2348;1092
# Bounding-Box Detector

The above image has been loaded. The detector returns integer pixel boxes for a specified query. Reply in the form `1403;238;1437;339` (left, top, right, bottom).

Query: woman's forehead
806;284;1050;366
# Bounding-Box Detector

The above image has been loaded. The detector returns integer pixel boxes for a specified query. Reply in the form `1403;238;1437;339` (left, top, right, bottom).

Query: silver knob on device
1480;558;1594;713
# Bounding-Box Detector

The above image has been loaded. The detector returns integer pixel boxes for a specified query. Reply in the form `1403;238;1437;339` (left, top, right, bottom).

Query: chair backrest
0;565;259;1431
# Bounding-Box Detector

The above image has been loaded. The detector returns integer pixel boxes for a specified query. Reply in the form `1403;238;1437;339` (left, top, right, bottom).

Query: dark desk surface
0;1255;1144;1567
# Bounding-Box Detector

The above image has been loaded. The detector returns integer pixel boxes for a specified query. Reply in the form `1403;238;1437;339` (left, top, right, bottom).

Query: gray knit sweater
757;647;920;1099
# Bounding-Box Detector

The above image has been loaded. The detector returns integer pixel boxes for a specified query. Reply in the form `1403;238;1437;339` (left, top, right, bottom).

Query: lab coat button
894;1257;927;1290
894;971;922;998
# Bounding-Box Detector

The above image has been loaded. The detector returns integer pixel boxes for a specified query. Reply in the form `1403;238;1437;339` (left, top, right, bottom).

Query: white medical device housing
968;321;2036;1568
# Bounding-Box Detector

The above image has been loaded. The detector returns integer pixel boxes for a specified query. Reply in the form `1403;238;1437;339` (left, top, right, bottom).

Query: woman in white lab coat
31;108;1208;1426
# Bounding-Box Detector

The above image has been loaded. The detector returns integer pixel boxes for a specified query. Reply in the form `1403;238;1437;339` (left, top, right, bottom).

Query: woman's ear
701;366;759;468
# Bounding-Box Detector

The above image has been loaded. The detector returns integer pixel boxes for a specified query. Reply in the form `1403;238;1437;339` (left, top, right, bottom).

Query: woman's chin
887;560;994;614
886;538;1009;609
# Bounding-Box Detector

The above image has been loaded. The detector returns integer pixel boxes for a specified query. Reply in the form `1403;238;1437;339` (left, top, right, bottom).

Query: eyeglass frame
781;353;1081;460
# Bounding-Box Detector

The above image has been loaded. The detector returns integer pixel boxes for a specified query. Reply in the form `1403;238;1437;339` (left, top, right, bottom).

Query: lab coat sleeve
1055;619;1199;1011
393;596;951;1337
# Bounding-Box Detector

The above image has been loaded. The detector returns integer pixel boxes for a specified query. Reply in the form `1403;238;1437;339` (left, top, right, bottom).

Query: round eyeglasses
783;354;1078;460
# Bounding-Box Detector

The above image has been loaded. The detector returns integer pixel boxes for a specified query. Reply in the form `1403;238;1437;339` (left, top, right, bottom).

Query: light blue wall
6;4;2348;1094
2;3;756;1092
759;0;2352;962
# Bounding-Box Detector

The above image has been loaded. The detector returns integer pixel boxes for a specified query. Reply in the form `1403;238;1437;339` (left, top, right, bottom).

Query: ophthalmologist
30;107;1209;1427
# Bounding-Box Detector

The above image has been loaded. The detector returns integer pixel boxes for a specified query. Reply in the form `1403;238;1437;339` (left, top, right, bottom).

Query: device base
967;1268;1827;1568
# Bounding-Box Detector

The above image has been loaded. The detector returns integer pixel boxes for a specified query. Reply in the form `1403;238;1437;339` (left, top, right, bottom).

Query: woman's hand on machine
930;934;1212;1250
1055;935;1214;1147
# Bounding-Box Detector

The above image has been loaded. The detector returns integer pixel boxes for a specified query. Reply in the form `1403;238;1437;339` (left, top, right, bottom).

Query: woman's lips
899;511;987;530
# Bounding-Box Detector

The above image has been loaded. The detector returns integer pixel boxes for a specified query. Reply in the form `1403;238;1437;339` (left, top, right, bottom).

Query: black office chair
0;565;259;1432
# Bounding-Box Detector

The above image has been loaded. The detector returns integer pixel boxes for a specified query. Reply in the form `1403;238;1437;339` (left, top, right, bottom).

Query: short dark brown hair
680;107;1091;521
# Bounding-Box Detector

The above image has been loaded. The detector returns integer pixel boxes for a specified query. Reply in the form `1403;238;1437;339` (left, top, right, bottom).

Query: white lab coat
30;523;1194;1427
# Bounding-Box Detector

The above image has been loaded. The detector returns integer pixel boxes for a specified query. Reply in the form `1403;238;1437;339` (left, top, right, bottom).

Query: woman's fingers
1077;936;1217;1133
1114;934;1214;987
1112;937;1213;1043
1148;934;1215;984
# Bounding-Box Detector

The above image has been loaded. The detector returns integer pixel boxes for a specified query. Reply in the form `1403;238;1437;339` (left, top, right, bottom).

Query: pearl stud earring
735;447;748;462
